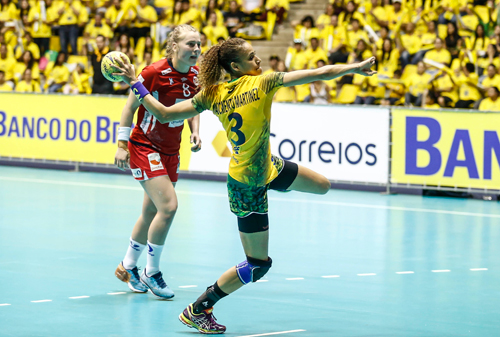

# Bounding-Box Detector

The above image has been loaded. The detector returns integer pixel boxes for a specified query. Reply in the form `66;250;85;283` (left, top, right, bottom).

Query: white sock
122;238;146;270
146;241;164;276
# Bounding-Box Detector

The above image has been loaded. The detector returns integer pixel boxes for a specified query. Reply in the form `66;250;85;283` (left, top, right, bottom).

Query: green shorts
227;155;298;217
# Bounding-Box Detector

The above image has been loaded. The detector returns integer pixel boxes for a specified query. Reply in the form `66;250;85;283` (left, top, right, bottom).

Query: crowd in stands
1;0;500;111
0;0;290;95
270;0;500;111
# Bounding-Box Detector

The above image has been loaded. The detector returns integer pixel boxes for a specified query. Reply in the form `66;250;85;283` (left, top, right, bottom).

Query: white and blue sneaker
140;269;175;299
115;262;148;293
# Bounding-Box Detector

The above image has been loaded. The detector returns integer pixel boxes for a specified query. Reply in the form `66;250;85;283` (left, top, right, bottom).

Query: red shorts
128;142;180;182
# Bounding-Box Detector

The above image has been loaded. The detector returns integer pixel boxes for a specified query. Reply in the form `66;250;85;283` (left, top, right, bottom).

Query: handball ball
101;51;130;82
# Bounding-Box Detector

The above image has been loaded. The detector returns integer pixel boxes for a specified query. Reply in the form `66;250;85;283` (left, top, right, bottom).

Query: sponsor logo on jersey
169;119;184;128
161;68;172;75
147;153;164;171
169;78;174;85
132;168;143;178
191;67;198;74
181;77;188;82
193;76;199;86
227;85;236;94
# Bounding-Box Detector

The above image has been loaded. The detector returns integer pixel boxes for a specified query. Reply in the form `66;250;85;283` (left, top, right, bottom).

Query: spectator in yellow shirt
292;15;320;47
316;4;333;31
203;11;229;45
15;68;41;92
84;12;114;39
388;0;408;32
479;87;500;111
473;64;500;109
45;52;70;93
14;33;41;61
374;38;399;77
202;0;224;26
405;61;431;107
27;0;53;55
338;1;365;29
159;1;183;44
452;63;482;109
323;15;348;64
263;0;289;25
421;89;441;109
445;22;461;60
380;69;405;106
431;71;458;108
105;0;133;35
262;54;279;75
0;70;13;91
304;37;328;69
130;0;158;45
470;25;490;59
399;23;422;68
180;0;202;31
346;19;369;52
366;0;387;32
136;51;153;76
412;20;437;64
0;43;16;82
0;0;18;25
57;0;83;55
285;39;306;70
425;38;452;67
14;50;40;83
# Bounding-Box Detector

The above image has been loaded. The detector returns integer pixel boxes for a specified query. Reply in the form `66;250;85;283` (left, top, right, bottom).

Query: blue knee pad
236;256;272;284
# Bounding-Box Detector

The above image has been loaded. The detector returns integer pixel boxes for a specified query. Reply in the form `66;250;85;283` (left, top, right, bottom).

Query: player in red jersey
113;25;202;299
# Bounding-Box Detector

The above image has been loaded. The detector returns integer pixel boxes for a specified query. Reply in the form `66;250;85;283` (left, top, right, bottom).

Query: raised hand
112;55;137;85
356;57;377;76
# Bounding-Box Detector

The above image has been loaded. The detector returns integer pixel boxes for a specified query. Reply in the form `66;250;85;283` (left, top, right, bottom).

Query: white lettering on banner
184;104;389;184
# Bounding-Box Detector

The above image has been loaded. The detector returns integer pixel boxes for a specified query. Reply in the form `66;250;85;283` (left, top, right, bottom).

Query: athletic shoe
140;269;175;299
115;262;148;293
179;303;226;334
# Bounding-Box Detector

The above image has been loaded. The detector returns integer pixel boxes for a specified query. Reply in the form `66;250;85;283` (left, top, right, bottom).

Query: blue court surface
0;166;499;337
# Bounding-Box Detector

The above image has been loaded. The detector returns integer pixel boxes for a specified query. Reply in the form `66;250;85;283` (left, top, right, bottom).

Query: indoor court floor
0;166;499;337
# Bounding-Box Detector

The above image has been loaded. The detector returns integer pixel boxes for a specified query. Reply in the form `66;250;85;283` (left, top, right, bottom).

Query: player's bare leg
288;164;331;194
115;192;157;293
137;175;178;299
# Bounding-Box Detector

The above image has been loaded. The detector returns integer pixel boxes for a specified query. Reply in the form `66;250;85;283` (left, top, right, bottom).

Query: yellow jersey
479;97;500;111
192;72;285;186
405;73;431;96
15;80;41;92
482;75;500;90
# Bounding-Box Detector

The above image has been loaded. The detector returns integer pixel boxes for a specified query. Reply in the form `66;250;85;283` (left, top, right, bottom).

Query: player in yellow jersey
113;38;376;335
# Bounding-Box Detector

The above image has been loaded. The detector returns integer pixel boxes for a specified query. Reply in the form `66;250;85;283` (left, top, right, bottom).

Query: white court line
0;303;11;306
2;177;499;219
178;285;197;288
69;296;89;299
256;280;268;283
322;275;340;278
31;300;52;303
396;271;414;274
285;278;304;281
470;268;488;271
107;292;126;295
236;329;306;337
357;273;376;276
432;270;451;273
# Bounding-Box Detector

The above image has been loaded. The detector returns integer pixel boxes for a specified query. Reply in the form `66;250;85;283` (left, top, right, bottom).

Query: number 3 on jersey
228;112;246;146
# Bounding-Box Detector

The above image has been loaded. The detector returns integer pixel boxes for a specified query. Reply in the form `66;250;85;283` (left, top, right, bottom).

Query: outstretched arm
113;57;200;124
283;57;376;87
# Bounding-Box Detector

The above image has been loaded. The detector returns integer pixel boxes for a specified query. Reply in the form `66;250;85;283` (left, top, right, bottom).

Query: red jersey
130;58;199;155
